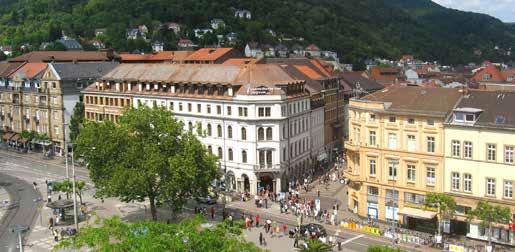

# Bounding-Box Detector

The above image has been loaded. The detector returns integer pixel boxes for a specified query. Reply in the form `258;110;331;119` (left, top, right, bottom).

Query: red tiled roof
120;51;193;62
369;67;401;83
9;51;109;63
293;65;323;79
306;44;320;51
10;63;47;79
309;59;332;77
222;58;257;65
185;48;235;61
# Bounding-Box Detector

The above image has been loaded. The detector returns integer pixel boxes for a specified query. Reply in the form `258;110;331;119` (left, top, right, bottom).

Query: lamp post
63;123;69;178
71;144;79;231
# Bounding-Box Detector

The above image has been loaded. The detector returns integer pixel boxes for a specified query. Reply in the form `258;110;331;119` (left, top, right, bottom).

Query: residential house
399;55;415;65
126;26;148;40
226;32;238;44
152;41;164;52
58;37;83;51
305;44;321;57
177;39;196;50
164;22;181;34
471;62;515;90
405;69;420;84
0;46;13;57
262;45;275;58
344;87;462;230
91;40;105;49
274;44;288;58
94;28;107;37
244;42;264;59
443;91;515;245
321;51;339;62
183;48;242;64
83;63;313;194
235;9;252;19
291;44;305;57
366;67;404;86
193;28;213;38
211;19;225;30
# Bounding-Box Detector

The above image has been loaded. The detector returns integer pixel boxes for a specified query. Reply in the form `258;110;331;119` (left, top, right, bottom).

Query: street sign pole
71;145;79;231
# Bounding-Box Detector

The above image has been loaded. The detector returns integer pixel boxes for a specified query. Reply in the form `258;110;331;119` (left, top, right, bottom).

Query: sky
432;0;515;22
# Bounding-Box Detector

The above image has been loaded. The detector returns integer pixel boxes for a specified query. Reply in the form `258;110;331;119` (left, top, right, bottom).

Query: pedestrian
210;207;215;220
48;217;54;230
259;232;263;246
255;214;260;227
264;198;268;209
294;232;299;248
58;194;62;200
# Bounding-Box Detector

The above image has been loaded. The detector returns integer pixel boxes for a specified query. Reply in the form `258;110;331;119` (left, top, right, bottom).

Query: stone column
275;178;282;193
250;180;257;195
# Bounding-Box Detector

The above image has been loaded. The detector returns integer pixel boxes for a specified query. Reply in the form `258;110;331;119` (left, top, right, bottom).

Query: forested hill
0;0;513;65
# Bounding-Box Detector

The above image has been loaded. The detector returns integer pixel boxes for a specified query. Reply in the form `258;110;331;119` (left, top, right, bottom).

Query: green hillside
0;0;513;65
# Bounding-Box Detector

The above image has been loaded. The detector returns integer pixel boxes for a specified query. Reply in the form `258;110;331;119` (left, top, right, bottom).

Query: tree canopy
74;106;220;220
468;201;511;245
0;0;514;65
55;215;262;251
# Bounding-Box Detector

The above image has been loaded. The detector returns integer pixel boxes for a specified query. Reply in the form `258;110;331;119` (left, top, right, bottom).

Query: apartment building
83;63;320;194
444;91;515;245
0;61;118;154
344;87;461;232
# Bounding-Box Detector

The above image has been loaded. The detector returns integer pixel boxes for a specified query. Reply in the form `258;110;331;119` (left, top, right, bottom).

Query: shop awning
398;207;436;220
2;132;14;141
10;134;20;142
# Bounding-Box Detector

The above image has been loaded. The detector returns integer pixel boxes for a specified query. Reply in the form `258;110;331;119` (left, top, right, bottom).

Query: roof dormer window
482;74;491;81
465;114;475;122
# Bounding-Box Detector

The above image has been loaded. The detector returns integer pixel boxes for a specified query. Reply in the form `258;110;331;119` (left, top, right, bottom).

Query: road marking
341;234;364;245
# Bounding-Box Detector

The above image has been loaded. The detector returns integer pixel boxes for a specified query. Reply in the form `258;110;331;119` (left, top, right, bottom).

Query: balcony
344;140;359;152
254;164;282;172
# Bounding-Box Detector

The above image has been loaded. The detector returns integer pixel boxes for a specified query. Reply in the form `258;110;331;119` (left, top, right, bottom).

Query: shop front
467;222;514;246
398;207;437;234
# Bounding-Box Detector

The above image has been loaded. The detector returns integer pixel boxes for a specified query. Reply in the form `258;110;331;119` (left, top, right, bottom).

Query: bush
367;245;405;252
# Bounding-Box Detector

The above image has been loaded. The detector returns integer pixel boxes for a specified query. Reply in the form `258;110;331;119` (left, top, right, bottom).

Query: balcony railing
254;164;282;172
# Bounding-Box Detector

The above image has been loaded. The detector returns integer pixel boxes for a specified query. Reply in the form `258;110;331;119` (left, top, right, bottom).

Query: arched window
266;127;272;140
258;127;264;141
207;124;212;136
217;125;222;137
228;148;233;161
207;145;212;153
227;126;232;138
241;127;247;140
217;147;223;158
197;123;203;135
188;122;193;132
242;150;247;163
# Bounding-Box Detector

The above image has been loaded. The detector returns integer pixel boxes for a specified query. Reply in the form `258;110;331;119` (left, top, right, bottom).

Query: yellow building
344;87;461;232
444;91;515;245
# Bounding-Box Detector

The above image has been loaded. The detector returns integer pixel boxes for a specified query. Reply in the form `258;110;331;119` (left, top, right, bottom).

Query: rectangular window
505;146;514;163
408;118;415;124
258;107;264;117
354;127;360;145
388;160;398;180
369;160;376;176
427;119;435;126
227;106;232;116
464;141;472;159
464;174;472;192
197;104;201;113
187;103;192;112
207;105;211;114
369;114;376;122
407;164;416;182
426;167;436;185
504;181;513;199
54;126;59;135
487;144;496;161
179;103;183;111
427;136;435;153
217;105;221;115
452;140;461;157
451;172;460;191
265;107;271;117
486;178;496;196
244;108;248;117
369;131;376;146
389;116;396;123
238;107;243;116
388;133;397;149
407;135;416;152
367;186;379;203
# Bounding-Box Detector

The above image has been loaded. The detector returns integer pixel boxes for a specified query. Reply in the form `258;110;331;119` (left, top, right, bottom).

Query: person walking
255;214;260;227
259;232;263;246
48;217;54;230
210;207;215;220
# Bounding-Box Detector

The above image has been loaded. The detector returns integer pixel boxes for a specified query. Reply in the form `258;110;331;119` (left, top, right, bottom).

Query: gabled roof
471;64;505;82
51;62;119;81
362;86;461;116
10;63;47;79
184;48;236;61
339;72;383;92
58;38;83;50
9;51;109;63
120;51;193;62
306;44;320;51
451;91;515;128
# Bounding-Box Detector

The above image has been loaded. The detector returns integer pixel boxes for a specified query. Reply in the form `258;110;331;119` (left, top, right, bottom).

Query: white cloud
432;0;515;22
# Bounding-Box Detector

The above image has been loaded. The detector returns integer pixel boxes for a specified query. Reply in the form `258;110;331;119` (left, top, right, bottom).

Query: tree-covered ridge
0;0;513;65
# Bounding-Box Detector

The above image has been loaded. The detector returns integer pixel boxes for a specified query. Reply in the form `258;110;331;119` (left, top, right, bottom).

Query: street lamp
10;224;29;252
63;123;69;179
71;144;79;231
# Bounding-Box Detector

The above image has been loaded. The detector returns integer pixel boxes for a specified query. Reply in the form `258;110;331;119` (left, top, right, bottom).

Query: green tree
69;101;84;143
75;106;220;220
52;179;86;205
468;201;511;247
55;215;262;251
367;245;405;252
425;192;456;237
299;239;333;252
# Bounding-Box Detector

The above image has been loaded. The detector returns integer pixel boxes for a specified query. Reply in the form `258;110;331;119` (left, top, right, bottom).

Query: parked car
300;223;327;237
